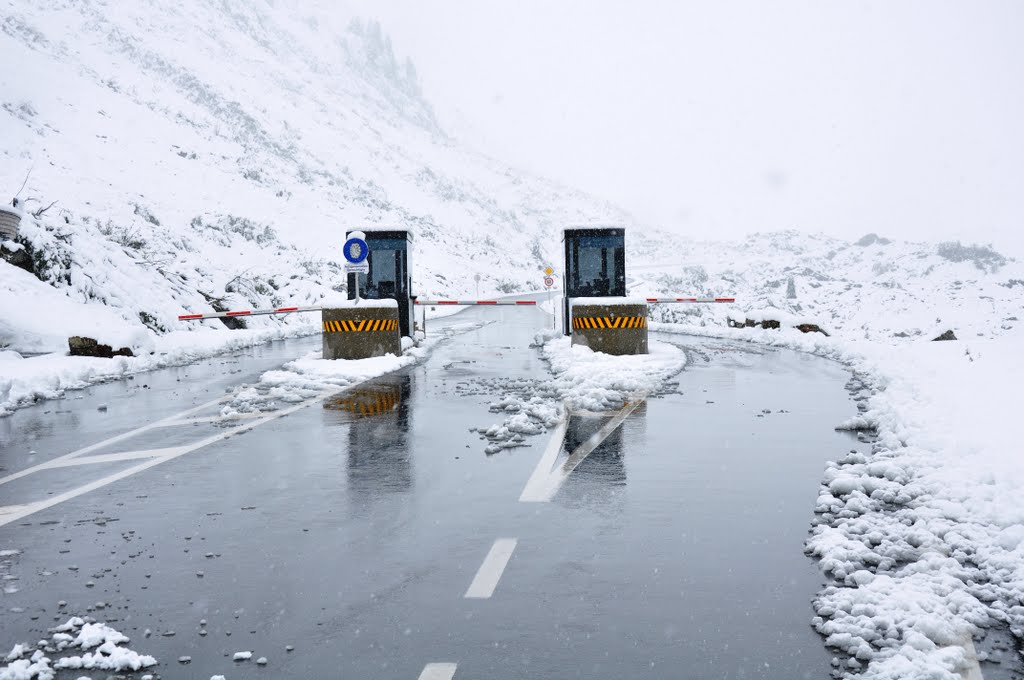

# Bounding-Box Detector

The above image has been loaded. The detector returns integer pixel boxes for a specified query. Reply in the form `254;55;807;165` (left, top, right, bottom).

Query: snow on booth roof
319;293;398;308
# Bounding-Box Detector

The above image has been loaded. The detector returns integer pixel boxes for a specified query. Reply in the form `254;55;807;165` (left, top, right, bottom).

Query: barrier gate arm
177;298;734;321
178;305;323;321
414;300;538;306
645;297;735;303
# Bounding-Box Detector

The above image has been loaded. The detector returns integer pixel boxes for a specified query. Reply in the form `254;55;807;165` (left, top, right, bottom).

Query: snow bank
652;321;1024;678
219;321;481;416
474;335;686;453
0;263;154;355
542;337;686;411
0;324;319;416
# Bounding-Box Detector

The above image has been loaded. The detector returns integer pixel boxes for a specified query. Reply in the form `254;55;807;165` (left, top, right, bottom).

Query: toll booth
347;229;416;338
562;227;626;335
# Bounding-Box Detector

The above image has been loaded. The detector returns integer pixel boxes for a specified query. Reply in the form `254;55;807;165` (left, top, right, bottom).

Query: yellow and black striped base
322;319;399;333
327;387;401;416
572;316;647;330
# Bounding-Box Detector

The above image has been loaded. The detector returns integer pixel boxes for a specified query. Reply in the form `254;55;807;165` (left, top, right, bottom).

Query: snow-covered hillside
1;0;634;356
634;230;1022;342
2;1;1022;418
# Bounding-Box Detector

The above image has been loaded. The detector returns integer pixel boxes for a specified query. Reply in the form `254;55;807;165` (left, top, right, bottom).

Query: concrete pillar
322;302;402;360
570;301;649;355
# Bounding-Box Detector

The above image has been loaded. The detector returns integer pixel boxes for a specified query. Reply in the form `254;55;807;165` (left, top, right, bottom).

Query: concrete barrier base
571;301;648;355
322;303;401;360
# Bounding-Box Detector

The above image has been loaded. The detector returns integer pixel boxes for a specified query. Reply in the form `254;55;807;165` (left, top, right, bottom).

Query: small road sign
344;236;368;263
345;261;369;274
344;235;370;274
544;266;554;276
543;276;554;288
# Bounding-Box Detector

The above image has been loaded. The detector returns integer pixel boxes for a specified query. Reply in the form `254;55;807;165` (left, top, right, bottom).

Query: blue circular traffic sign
343;237;369;264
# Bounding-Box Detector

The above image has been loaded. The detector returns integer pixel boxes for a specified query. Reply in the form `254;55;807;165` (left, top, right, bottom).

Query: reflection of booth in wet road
324;373;414;494
347;229;415;338
562;227;626;335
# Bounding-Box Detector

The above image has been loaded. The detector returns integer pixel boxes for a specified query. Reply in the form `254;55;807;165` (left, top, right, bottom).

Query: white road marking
0;395;227;487
0;502;45;522
159;411;267;427
958;635;985;680
0;386;355;528
520;399;643;503
518;417;568;502
464;538;517;599
417;663;457;680
557;399;642;481
41;447;185;469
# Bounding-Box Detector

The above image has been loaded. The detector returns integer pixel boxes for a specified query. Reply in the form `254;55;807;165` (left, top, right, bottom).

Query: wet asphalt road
0;305;867;679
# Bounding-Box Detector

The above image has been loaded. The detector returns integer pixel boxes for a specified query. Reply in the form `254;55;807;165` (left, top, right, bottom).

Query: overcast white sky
343;0;1024;253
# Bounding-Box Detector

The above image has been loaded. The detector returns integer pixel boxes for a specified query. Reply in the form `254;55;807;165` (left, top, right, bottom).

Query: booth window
360;238;407;298
570;235;625;297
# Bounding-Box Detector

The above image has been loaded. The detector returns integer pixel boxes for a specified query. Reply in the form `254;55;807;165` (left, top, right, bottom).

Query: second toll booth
347;228;416;339
562;227;626;335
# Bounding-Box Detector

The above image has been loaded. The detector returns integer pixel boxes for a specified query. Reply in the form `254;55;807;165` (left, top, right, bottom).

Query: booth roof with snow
346;228;415;338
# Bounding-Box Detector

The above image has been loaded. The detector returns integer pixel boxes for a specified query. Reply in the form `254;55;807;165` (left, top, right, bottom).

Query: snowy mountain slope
634;230;1022;342
0;0;635;355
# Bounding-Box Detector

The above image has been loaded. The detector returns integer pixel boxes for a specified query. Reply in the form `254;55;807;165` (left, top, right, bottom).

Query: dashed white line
464;538;517;599
417;663;457;680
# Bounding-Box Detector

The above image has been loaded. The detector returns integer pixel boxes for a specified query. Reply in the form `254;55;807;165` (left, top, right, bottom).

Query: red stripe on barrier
275;307;299;313
677;298;697;302
226;310;251;316
646;298;658;302
178;314;204;320
515;301;537;305
436;301;459;305
477;300;497;305
715;297;736;302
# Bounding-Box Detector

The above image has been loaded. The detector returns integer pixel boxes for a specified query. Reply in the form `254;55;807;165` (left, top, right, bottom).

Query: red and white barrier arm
177;305;323;321
645;297;736;303
414;300;538;306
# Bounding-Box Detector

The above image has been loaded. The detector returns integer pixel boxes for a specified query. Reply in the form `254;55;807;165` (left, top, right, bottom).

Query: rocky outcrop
932;330;957;341
68;336;135;358
727;318;830;336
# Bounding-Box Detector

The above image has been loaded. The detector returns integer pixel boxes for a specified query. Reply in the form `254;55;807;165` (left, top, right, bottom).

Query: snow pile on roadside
653;322;1024;678
220;322;480;416
1;617;156;679
635;230;1023;343
542;337;687;411
0;323;319;417
474;336;686;453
